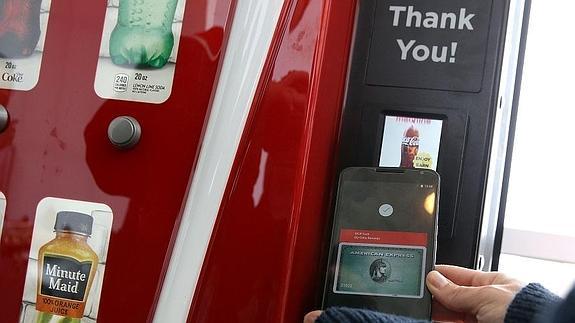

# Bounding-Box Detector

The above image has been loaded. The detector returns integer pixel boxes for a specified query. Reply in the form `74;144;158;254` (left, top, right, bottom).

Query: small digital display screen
379;116;443;170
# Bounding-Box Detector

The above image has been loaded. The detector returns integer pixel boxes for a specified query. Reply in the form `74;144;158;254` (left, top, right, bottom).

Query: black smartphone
322;167;439;320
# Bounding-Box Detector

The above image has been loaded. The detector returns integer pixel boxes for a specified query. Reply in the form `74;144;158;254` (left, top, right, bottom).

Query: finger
435;265;502;287
427;270;485;314
303;310;322;323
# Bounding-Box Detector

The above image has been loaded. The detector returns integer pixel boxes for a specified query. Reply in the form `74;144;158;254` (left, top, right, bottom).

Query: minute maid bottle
35;212;98;323
109;0;179;69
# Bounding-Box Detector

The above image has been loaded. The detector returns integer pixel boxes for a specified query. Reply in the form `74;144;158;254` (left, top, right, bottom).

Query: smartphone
322;167;439;320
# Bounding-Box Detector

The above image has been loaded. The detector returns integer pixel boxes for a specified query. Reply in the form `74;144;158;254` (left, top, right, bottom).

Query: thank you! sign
366;0;493;92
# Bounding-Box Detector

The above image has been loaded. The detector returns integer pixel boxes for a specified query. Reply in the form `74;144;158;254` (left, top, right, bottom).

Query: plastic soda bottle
35;211;99;322
109;0;179;69
400;125;420;168
0;0;42;58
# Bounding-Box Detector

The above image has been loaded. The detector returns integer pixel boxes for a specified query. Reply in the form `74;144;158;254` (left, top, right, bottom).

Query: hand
427;265;525;323
304;311;322;323
302;265;524;323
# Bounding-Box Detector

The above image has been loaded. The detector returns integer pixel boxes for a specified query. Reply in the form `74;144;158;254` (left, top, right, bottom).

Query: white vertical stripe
478;0;526;271
152;0;285;322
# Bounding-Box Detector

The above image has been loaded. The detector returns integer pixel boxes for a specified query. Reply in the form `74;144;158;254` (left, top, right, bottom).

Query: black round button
0;105;8;133
108;116;141;149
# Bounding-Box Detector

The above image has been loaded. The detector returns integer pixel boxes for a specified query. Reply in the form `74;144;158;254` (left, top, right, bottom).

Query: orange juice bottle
36;211;98;321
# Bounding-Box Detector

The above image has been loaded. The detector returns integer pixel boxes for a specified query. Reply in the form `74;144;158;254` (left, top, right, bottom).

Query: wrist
504;283;562;323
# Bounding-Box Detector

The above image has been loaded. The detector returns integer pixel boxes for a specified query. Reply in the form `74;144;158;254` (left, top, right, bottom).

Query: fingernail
428;271;449;289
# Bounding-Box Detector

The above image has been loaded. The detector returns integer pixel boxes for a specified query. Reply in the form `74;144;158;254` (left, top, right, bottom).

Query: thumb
426;270;484;315
304;310;322;323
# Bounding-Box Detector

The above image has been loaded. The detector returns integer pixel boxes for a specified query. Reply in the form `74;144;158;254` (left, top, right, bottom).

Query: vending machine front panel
0;0;236;321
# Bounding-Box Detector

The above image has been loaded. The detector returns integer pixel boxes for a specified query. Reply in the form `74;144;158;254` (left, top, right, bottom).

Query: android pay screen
332;180;435;298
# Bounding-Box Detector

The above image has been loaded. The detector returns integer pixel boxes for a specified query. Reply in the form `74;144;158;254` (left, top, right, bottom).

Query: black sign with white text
366;0;493;92
40;255;92;302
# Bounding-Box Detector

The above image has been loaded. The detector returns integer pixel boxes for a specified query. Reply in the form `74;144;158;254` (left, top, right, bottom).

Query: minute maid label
36;255;93;318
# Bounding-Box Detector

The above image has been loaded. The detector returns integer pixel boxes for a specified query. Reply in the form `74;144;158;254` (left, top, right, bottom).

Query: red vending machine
0;0;358;321
0;0;527;322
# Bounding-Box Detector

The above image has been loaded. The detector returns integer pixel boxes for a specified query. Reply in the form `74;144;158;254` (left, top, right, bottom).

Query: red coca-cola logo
402;136;419;146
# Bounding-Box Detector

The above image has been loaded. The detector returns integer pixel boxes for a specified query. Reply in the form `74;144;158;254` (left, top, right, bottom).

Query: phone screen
333;180;435;297
323;168;438;319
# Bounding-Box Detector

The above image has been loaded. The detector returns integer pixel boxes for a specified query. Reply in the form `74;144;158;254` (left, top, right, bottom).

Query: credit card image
333;243;426;298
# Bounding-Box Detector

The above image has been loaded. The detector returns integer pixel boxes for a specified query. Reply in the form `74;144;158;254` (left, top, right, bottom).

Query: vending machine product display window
0;0;52;91
379;115;444;170
94;0;187;104
20;197;113;323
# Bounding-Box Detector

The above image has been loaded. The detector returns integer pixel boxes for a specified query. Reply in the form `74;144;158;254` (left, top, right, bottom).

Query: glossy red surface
188;1;357;322
0;0;235;322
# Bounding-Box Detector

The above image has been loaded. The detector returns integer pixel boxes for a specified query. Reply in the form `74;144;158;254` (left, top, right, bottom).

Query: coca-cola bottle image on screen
109;0;179;69
0;0;42;58
400;125;419;168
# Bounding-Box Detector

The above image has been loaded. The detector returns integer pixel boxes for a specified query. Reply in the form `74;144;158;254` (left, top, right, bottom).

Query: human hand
302;265;524;323
427;265;525;323
304;310;322;323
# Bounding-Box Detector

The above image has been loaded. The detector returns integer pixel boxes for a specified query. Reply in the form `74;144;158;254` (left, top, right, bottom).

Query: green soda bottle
109;0;179;69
